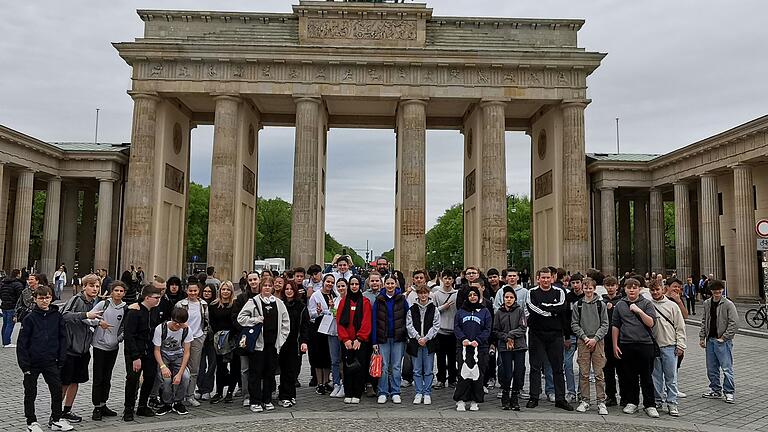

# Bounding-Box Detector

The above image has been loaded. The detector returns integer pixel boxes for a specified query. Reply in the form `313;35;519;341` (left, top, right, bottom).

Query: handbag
344;351;362;373
369;351;383;378
406;338;420;357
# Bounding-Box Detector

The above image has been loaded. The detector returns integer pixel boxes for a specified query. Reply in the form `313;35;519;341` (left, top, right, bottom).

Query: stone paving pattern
2;322;767;431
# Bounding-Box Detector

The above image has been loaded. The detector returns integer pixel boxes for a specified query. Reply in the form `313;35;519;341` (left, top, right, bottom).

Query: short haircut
709;279;725;291
505;267;518;276
307;264;322;275
167;276;182;287
412;269;426;278
666;277;682;286
487;268;499;277
536;267;552;277
206;266;215;276
465;266;479;272
34;285;53;297
171;307;189;323
415;285;430;294
141;283;162;299
336;256;350;265
109;281;127;292
154;275;166;284
582;277;596;288
570;272;583;282
293;267;306;275
441;269;455;279
11;269;20;278
603;276;618;286
624;278;640;288
428;270;437;280
284;270;295;279
81;273;100;286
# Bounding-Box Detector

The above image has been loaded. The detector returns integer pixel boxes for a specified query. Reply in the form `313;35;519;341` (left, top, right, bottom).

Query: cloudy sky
2;1;766;258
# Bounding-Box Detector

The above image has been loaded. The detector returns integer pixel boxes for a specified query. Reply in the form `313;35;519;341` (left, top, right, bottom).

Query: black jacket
17;304;66;371
0;277;24;310
123;302;154;361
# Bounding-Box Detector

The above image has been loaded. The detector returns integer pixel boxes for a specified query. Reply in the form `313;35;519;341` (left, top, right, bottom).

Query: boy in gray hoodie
571;277;609;414
432;270;458;388
91;281;127;420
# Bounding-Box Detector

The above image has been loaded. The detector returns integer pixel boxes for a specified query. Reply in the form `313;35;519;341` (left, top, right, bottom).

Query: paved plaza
2;323;767;431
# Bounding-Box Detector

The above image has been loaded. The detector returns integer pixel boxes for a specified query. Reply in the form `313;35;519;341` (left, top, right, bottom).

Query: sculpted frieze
306;18;417;41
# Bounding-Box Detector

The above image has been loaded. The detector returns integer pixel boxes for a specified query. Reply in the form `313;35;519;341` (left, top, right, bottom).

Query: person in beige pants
571;277;609;414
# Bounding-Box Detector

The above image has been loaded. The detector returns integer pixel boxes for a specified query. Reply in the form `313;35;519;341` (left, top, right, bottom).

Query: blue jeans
2;309;15;345
328;335;341;386
54;280;65;300
652;345;679;405
378;340;404;396
706;338;735;395
412;346;434;396
544;337;576;396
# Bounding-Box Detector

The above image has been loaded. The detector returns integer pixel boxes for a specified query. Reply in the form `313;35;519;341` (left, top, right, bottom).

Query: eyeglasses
150;295;162;300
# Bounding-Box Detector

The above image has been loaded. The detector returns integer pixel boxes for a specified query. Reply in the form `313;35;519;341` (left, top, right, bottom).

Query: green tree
426;204;464;270
323;233;366;268
507;195;532;271
186;182;210;262
255;198;292;260
29;191;46;265
664;201;676;271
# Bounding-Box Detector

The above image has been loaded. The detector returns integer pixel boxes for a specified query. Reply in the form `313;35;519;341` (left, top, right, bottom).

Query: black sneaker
315;385;326;395
173;403;188;415
448;381;457;388
155;404;173;416
223;393;233;404
526;399;539;408
605;397;618;407
61;411;82;423
555;400;574;411
147;396;162;409
101;406;118;417
92;407;102;421
122;410;134;422
135;406;155;417
210;394;223;404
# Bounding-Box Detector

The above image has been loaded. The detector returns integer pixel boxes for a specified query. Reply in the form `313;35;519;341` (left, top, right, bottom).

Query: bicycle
745;299;768;329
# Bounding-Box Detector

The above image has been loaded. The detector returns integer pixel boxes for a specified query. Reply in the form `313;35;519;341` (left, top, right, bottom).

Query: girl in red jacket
336;275;372;404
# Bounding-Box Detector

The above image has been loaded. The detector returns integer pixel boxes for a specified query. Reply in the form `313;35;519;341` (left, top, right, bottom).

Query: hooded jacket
454;304;492;349
432;287;458;335
91;299;127;351
0;276;23;310
406;300;440;352
571;296;609;342
61;292;99;355
493;302;527;352
17;304;67;371
237;295;291;352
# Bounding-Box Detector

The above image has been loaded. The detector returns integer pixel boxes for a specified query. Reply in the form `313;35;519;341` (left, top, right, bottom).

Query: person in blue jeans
0;269;24;347
372;275;408;404
405;284;440;405
699;280;738;403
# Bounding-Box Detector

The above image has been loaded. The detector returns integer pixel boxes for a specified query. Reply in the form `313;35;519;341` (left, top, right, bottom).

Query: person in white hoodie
649;280;687;417
90;280;127;421
406;285;441;405
237;275;290;413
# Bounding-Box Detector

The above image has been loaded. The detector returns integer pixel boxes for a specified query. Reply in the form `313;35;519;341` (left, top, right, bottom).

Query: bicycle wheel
745;308;767;328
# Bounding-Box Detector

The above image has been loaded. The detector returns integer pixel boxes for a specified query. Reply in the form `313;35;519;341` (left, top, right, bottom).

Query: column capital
561;99;591;109
729;162;753;170
699;172;718;178
479;99;509;108
127;91;160;102
398;98;429;107
48;176;62;183
97;177;117;183
293;95;322;105
212;93;242;103
598;185;616;192
672;180;690;186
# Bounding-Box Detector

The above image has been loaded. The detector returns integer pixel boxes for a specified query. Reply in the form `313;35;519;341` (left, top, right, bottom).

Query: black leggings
342;344;368;399
215;354;240;395
435;333;457;384
92;347;119;406
247;345;277;405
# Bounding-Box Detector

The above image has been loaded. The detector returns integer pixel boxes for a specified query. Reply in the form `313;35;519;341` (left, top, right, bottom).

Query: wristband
159;364;167;369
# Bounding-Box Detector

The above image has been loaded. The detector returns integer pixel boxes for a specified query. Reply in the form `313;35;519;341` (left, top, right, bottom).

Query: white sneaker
413;394;423;404
456;401;466;411
392;394;402;404
547;393;556;403
623;403;638;414
242;398;250;407
27;422;44;432
5;343;16;348
377;395;387;404
725;393;735;404
329;385;340;397
576;401;590;412
186;397;201;407
423;395;432;405
350;397;360;404
336;386;345;398
644;406;660;418
677;391;687;398
48;419;74;431
668;404;680;416
344;397;352;404
201;392;211;400
598;403;608;415
469;402;479;411
250;404;263;413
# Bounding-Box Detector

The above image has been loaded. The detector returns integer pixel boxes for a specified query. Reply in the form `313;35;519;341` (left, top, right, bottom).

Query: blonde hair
81;273;100;287
212;280;235;307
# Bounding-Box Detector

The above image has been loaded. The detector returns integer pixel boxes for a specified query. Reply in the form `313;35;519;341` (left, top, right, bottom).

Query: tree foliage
255;198;292;260
186;182;210;262
29;191;46;266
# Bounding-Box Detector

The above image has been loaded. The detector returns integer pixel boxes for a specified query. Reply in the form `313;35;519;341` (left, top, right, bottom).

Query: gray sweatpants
158;354;190;405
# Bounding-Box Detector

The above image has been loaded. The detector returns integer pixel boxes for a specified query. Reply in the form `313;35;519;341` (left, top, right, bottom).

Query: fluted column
561;100;590;272
79;190;96;273
633;196;649;275
290;97;322;269
674;182;692;280
618;198;631;274
10;169;34;270
600;187;617;276
733;164;758;299
121;92;160;271
480;101;507;271
699;173;722;279
94;179;114;272
395;99;427;274
0;163;9;269
40;177;62;276
649;188;665;274
207;94;241;282
59;185;78;273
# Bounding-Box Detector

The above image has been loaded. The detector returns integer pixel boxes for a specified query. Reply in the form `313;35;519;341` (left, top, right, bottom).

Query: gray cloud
2;0;765;256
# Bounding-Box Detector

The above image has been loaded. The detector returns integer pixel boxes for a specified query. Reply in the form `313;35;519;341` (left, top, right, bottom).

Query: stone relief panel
306;18;417;41
534;170;553;200
242;165;255;195
465;169;476;199
164;163;185;194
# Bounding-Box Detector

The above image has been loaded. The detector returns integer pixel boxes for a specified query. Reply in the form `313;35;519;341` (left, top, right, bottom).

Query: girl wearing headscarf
453;285;492;412
336;275;371;404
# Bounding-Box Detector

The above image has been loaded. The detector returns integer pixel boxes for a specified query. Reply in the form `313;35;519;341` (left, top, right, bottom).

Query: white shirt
185;300;204;339
153;323;194;357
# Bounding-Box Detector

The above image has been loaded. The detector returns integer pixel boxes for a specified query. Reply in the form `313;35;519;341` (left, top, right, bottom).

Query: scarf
339;288;364;331
462;286;484;312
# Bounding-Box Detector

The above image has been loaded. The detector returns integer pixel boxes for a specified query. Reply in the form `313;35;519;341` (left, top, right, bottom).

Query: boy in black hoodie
17;285;73;431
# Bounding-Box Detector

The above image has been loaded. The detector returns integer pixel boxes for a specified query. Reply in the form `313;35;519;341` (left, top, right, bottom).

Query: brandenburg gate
114;1;604;282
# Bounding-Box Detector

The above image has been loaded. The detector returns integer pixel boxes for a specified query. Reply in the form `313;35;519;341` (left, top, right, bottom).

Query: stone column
561;100;590;272
732;164;758;299
290;97;322;269
674;182;692;280
121;92;160;271
79;189;96;273
40;177;62;276
617;198;631;274
480;101;507;271
649;188;665;274
600;187;617;276
699;173;722;279
0;163;9;270
395;99;427;274
94;179;114;272
59;185;78;273
633;196;649;275
10;169;34;270
207;95;241;282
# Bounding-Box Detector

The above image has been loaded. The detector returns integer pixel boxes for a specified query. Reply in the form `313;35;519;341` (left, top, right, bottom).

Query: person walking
699;279;738;403
337;275;372;404
406;284;440;405
571;277;609;415
90;281;127;420
53;265;67;301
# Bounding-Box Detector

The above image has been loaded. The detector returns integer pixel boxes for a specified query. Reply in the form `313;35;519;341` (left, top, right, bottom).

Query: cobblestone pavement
2;323;767;431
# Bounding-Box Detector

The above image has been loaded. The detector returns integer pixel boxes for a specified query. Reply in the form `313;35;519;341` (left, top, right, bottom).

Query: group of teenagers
12;257;739;432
